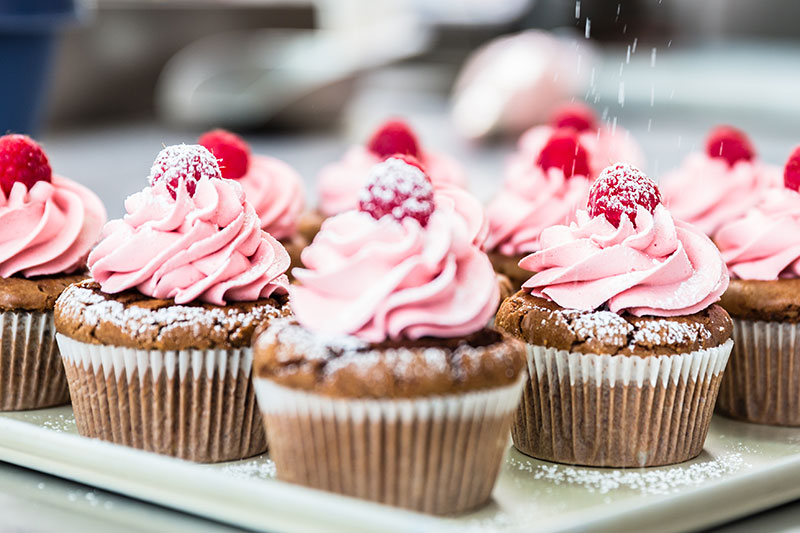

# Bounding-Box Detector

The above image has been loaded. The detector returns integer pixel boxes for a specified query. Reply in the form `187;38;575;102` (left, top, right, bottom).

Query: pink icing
661;153;781;236
89;176;289;305
519;205;729;316
0;176;106;278
238;154;305;240
317;146;467;217
290;201;499;342
715;187;800;280
485;156;590;255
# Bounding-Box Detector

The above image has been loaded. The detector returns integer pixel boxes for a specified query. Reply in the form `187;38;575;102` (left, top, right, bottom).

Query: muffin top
316;119;467;217
87;144;290;306
661;126;780;236
497;291;732;356
253;319;525;398
0;273;87;312
0;134;106;280
55;280;290;350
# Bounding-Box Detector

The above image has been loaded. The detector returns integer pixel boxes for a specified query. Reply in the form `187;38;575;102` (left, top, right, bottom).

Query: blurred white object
157;15;430;128
451;30;593;140
410;0;532;26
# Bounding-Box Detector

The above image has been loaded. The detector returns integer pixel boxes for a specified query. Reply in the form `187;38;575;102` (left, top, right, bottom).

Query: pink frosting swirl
519;205;729;316
89;177;289;305
238;154;305;240
715;187;800;280
0;176;106;278
485;157;590;255
517;124;645;177
661;153;781;236
290;201;499;342
317;146;467;216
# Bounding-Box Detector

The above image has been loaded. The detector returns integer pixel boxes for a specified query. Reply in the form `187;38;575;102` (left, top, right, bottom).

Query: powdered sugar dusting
588;163;661;227
632;319;712;346
508;452;747;495
148;144;222;198
358;157;435;226
219;458;276;480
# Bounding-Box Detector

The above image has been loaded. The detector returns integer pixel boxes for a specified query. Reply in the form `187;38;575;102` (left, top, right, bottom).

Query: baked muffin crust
496;291;733;356
720;278;800;322
55;280;290;350
253;320;526;398
0;273;87;312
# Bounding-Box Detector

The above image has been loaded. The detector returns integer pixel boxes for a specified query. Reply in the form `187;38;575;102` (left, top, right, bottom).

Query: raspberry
705;126;754;167
148;144;222;199
0;134;52;196
536;129;591;178
548;103;597;132
384;153;425;172
784;146;800;192
366;120;420;159
358;157;435;227
588;163;662;227
198;129;250;180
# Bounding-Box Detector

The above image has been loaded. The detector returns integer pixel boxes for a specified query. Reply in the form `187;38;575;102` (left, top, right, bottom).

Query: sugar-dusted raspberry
548;103;597;132
148;144;222;199
0;134;52;196
358;157;435;227
366;120;420;159
588;163;662;227
536;129;591;178
705;126;754;167
384;153;425;172
198;129;250;180
784;146;800;192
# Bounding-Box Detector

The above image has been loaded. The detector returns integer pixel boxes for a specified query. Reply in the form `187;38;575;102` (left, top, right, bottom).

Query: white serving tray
0;406;799;532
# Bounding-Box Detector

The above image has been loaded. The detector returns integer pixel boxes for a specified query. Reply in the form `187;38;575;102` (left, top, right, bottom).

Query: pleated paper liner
717;319;800;426
254;376;525;515
513;340;732;467
56;334;266;463
0;310;70;410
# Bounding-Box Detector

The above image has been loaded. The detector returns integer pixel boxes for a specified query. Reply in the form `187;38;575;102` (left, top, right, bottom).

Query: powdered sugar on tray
507;452;748;495
219;458;276;480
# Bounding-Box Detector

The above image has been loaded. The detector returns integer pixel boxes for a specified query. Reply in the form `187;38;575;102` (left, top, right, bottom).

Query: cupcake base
488;251;530;290
513;341;732;467
0;310;70;411
254;377;525;515
717;319;800;426
57;335;266;463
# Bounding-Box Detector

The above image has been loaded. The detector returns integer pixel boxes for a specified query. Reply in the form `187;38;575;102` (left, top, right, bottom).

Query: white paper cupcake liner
56;334;266;463
717;319;800;426
254;376;525;515
0;310;70;410
513;340;732;467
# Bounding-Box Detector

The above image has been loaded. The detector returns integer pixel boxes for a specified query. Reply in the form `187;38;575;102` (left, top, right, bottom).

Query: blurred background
4;0;800;217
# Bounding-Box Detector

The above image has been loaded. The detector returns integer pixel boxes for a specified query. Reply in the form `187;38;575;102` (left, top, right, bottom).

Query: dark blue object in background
0;0;79;135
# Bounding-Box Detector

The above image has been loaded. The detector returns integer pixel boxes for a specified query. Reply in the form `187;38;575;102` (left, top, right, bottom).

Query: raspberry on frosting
198;129;251;180
358;157;435;227
705;126;755;167
366;120;420;159
0;134;52;196
588;163;662;227
784;146;800;192
548;103;597;133
536;129;591;179
149;144;222;199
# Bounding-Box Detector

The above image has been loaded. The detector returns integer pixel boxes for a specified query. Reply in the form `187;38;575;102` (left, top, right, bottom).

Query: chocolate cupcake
496;163;732;467
54;144;290;462
0;134;106;410
714;147;800;426
199;129;307;272
253;157;526;514
485;104;643;290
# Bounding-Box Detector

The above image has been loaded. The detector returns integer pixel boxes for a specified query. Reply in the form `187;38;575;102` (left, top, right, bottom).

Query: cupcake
252;157;526;514
496;163;733;467
199;129;307;270
714;147;800;426
0;134;106;410
54;144;291;462
485;104;644;289
314;119;467;222
661;126;781;236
